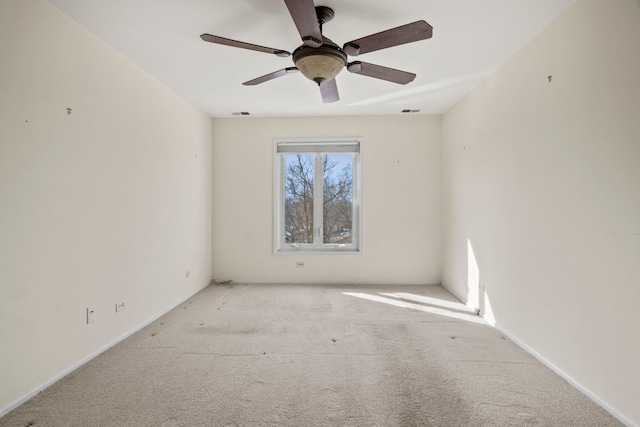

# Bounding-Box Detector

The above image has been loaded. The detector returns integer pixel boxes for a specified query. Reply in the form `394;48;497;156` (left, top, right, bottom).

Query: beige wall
212;115;441;285
0;0;212;413
441;0;640;424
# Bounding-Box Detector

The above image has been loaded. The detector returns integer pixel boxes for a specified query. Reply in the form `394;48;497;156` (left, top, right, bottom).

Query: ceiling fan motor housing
293;38;347;84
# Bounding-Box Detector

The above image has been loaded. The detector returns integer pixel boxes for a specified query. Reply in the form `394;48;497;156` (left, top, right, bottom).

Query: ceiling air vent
231;112;251;116
401;109;421;113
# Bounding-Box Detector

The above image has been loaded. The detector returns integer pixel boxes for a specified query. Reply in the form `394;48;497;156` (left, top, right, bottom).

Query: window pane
323;153;353;244
284;154;314;244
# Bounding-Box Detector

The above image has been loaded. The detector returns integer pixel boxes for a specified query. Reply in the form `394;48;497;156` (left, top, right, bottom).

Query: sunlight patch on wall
467;239;480;312
482;292;496;326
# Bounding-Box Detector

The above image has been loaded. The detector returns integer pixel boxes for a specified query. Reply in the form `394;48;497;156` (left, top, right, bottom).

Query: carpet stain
212;279;237;289
332;339;337;343
151;333;157;337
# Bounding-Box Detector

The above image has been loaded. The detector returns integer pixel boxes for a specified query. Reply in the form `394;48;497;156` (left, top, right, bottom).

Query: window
275;138;361;253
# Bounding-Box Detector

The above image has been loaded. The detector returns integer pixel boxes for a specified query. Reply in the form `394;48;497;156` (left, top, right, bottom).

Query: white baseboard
212;279;441;286
440;283;635;426
494;324;636;427
440;283;467;305
0;282;209;418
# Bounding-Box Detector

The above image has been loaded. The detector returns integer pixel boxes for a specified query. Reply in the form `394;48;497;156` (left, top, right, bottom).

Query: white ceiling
48;0;576;118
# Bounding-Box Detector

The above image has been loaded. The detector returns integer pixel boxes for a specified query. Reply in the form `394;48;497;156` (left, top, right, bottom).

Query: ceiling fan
200;0;433;103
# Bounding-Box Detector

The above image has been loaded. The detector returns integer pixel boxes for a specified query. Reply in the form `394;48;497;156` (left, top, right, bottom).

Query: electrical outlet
186;270;190;278
87;305;96;324
296;261;304;267
116;302;125;313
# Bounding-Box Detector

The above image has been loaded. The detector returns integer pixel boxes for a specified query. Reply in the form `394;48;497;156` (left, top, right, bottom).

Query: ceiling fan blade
343;21;433;56
243;67;299;86
200;34;291;57
319;79;339;103
347;61;416;85
283;0;323;48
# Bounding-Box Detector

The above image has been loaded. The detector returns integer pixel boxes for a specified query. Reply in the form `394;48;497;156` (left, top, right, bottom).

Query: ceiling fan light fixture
293;44;347;84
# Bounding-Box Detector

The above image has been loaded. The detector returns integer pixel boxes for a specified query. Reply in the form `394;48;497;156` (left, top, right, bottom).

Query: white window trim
273;137;362;255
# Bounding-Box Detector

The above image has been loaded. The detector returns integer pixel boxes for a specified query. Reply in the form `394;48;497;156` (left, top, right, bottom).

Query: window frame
274;137;362;254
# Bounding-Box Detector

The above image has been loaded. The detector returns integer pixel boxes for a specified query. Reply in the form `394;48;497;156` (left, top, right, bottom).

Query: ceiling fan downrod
315;5;334;30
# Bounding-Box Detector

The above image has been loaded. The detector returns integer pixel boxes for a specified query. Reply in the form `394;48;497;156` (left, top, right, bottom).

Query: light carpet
0;283;622;426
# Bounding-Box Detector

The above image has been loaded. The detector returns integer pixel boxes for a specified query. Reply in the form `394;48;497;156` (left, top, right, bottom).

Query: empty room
1;0;638;425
